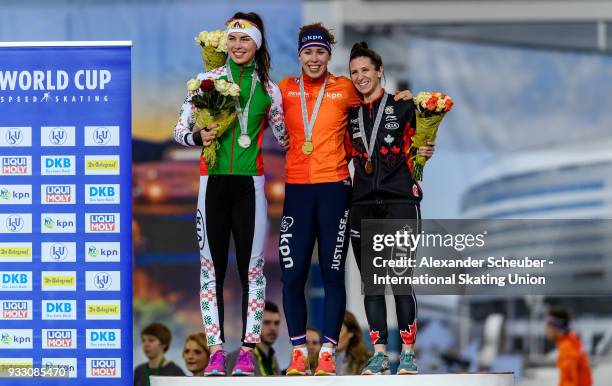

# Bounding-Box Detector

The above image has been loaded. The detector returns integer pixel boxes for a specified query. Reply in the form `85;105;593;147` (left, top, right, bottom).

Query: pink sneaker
204;350;226;376
232;349;255;376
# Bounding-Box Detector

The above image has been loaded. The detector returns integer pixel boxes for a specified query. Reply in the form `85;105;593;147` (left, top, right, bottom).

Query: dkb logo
94;127;110;145
49;127;67;145
94;272;112;289
5;128;22;145
6;215;23;232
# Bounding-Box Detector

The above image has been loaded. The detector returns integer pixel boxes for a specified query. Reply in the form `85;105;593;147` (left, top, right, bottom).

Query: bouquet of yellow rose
195;30;228;71
187;77;240;169
411;91;454;180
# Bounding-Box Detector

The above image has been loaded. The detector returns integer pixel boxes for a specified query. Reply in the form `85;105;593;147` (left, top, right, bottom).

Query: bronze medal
302;141;314;155
365;159;373;174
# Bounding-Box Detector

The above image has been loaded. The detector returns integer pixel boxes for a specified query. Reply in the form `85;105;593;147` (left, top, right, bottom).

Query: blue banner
0;42;132;385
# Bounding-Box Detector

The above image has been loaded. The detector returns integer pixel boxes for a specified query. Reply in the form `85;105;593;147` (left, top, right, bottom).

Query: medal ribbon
358;93;388;161
299;74;328;143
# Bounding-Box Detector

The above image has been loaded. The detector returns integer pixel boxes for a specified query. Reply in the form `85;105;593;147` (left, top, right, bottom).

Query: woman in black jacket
346;42;434;376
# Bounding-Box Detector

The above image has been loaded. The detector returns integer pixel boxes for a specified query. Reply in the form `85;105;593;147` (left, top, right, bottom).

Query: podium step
151;373;514;386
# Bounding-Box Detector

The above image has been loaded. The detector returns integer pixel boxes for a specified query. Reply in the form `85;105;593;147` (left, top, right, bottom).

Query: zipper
368;100;381;194
229;65;244;174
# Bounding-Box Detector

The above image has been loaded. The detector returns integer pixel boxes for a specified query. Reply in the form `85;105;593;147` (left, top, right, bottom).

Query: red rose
444;98;454;112
200;79;215;92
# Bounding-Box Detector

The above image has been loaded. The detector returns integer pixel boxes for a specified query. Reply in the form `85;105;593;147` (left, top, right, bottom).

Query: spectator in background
306;326;323;370
546;307;592;386
335;311;370;375
228;301;282;375
134;322;185;386
183;333;210;376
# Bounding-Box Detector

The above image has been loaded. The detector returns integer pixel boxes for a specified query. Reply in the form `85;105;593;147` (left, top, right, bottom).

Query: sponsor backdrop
0;42;131;384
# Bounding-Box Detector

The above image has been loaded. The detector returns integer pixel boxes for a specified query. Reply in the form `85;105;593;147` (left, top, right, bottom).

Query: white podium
151;373;514;386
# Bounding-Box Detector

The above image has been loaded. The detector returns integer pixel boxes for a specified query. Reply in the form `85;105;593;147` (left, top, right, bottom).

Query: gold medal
365;159;373;174
302;141;314;155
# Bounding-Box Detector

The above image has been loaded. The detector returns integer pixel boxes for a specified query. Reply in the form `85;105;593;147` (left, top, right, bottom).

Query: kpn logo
42;329;77;349
41;184;76;204
85;242;120;262
86;213;120;233
41;213;76;233
0;329;33;349
87;358;121;378
0;185;32;204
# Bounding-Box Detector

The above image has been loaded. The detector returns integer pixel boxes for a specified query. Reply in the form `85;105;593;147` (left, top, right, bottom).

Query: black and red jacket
346;91;422;205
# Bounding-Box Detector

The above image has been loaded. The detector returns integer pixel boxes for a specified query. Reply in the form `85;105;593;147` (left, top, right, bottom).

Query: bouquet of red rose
187;77;240;168
410;91;454;180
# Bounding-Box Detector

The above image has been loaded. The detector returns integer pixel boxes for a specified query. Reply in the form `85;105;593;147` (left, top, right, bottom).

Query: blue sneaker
397;351;418;374
361;352;389;375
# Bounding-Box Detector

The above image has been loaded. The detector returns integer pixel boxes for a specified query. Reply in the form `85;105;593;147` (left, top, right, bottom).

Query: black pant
349;202;419;346
197;175;267;345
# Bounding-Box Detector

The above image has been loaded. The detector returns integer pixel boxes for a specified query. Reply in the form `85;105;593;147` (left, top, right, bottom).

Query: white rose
209;30;221;47
187;78;200;91
196;31;208;46
228;83;241;97
216;33;228;53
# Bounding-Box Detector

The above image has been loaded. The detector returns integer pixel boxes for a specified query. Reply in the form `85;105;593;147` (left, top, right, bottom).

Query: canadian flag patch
412;184;419;197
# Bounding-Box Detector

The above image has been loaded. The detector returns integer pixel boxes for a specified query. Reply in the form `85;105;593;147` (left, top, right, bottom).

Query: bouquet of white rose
195;30;228;71
187;77;240;169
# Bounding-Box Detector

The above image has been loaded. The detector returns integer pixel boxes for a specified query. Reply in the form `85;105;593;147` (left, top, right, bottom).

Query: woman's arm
265;81;289;150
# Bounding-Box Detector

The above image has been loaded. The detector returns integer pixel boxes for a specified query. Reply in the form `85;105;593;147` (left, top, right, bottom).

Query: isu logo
2;156;29;175
94;272;112;289
44;329;76;349
88;214;117;232
88;359;120;377
6;215;23;232
93;127;110;145
5;128;23;145
50;243;68;261
49;127;67;145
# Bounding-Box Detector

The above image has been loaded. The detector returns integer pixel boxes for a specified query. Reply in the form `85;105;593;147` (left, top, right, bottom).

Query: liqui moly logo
85;213;120;233
42;329;77;349
0;156;31;175
0;300;32;320
41;185;75;204
86;358;121;378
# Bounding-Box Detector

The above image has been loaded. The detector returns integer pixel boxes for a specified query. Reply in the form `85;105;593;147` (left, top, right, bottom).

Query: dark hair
548;306;571;325
349;41;383;71
306;326;321;336
264;300;279;314
141;322;172;353
299;23;337;45
343;311;370;375
231;12;271;86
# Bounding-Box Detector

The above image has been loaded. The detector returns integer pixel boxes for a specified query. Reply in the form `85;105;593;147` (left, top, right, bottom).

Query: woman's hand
201;124;219;147
417;141;435;159
394;89;413;101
